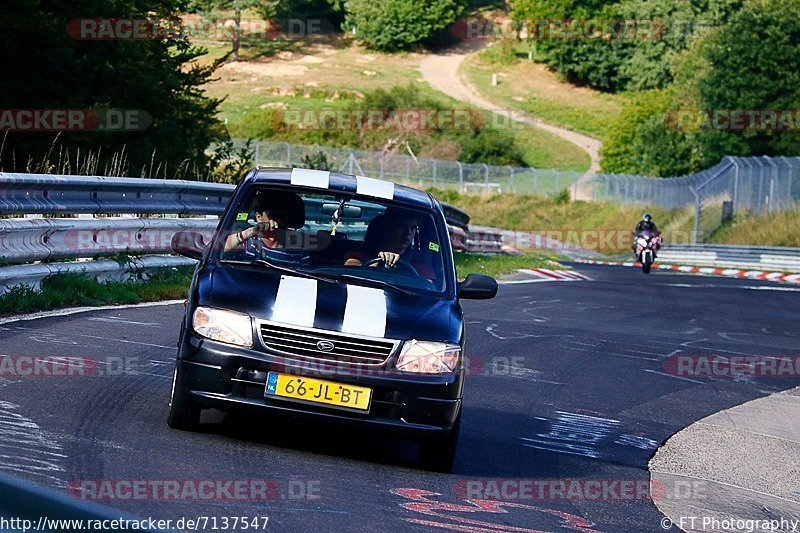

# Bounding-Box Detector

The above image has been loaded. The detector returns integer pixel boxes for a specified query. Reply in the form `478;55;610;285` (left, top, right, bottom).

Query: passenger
224;191;302;253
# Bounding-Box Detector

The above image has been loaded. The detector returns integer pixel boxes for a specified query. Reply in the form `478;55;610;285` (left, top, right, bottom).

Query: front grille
259;322;398;365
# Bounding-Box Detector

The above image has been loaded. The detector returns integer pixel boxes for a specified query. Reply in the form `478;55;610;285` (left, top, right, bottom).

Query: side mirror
458;273;498;300
171;230;206;260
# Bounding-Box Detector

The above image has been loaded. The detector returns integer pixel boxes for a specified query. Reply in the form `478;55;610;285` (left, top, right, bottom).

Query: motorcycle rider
636;213;658;233
632;213;662;256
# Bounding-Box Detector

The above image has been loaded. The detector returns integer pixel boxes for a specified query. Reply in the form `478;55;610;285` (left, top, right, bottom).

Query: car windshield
214;186;451;296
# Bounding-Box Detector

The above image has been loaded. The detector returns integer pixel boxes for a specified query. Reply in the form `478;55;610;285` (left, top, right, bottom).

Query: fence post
483;164;489;187
731;157;740;214
286;143;291;167
457;162;463;192
348;152;354;175
379;156;385;180
254;142;260;165
432;159;437;184
764;156;777;213
508;166;515;194
690;185;700;245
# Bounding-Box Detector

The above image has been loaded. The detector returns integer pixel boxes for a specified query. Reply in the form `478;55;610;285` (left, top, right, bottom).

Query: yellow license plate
265;372;371;411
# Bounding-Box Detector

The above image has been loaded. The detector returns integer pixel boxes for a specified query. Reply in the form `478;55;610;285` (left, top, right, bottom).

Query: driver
344;208;418;268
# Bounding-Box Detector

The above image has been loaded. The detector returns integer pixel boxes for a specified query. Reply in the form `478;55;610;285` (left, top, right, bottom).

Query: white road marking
643;369;704;384
87;317;160;326
0;300;184;326
79;335;174;349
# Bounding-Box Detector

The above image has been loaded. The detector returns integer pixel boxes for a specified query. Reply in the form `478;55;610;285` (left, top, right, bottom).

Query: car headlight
192;307;253;347
396;340;461;374
637;237;648;247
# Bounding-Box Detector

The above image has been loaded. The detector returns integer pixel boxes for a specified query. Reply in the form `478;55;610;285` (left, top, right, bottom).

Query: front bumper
176;333;463;438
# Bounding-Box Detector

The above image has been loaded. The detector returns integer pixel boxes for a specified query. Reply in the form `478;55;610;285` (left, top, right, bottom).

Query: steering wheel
365;257;420;276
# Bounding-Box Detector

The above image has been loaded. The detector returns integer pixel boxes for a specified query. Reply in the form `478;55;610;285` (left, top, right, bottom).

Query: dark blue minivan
168;168;497;471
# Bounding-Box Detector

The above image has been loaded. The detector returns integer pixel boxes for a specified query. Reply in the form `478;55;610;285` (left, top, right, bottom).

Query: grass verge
707;208;800;247
454;250;564;279
432;188;695;254
0;268;193;317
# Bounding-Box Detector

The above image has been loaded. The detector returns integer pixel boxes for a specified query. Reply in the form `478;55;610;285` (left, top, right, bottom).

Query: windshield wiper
218;259;338;284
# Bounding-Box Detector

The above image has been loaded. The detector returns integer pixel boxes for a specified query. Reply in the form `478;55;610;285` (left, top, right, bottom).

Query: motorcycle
633;230;660;274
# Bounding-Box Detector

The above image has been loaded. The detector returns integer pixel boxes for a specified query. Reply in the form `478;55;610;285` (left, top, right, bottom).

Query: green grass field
194;34;591;171
461;43;626;141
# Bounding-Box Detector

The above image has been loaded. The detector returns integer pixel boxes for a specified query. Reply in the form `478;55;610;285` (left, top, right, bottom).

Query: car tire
419;411;461;473
167;367;201;430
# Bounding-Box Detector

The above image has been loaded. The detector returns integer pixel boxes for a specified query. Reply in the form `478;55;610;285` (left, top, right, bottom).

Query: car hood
198;264;462;343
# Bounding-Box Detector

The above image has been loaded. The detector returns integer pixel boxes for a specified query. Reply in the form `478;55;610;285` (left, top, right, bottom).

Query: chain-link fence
242;140;800;243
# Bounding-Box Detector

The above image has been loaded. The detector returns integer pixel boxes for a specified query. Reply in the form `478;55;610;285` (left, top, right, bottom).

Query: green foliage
235;84;526;165
552;188;570;204
457;128;525;165
301;151;334;170
345;0;466;51
694;0;800;165
0;0;227;180
510;0;742;92
601;0;800;174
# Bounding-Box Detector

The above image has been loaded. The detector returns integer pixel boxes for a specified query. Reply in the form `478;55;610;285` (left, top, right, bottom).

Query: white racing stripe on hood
271;275;318;327
341;285;387;338
356;175;395;199
291;168;330;189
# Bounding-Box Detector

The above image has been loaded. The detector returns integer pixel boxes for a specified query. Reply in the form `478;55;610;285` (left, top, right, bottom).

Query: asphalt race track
1;263;799;532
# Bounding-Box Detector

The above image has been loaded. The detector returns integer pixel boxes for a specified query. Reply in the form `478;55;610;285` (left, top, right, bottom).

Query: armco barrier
0;218;218;264
0;173;231;215
0;171;473;293
656;244;800;273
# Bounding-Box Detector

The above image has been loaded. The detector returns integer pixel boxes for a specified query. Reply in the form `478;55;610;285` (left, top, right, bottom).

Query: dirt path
419;42;602;198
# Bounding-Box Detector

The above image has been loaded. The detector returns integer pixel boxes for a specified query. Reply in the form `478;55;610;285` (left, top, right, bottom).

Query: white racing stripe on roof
291;168;330;189
271;275;318;327
356;175;395;199
341;285;387;338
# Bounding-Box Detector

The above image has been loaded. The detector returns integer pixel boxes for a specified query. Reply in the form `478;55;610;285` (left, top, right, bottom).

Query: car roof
246;168;436;209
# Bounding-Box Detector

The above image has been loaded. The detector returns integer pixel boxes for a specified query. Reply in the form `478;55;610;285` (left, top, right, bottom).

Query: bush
344;0;466;51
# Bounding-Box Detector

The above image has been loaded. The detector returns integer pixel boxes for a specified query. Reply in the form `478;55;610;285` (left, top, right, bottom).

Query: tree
0;0;228;179
344;0;466;51
695;0;800;165
189;0;274;61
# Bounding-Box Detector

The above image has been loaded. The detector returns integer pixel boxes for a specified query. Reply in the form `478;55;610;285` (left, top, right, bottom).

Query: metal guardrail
657;244;800;272
0;173;231;215
0;172;474;293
